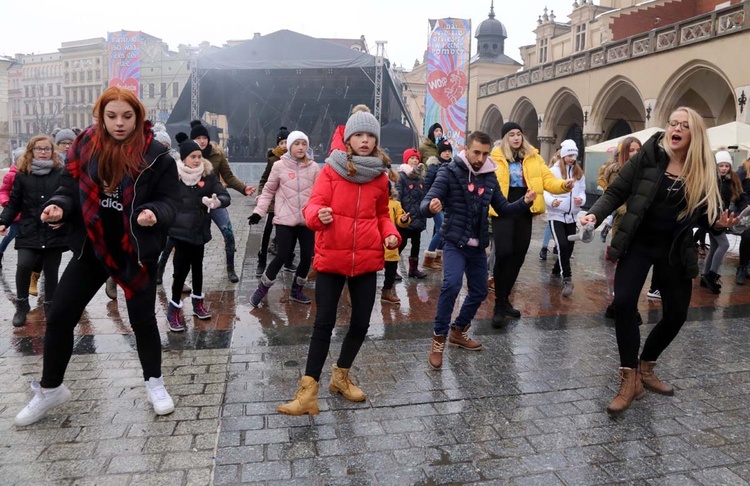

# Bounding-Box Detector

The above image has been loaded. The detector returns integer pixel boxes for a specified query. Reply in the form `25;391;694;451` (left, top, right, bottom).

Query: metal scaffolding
374;41;386;122
190;47;200;121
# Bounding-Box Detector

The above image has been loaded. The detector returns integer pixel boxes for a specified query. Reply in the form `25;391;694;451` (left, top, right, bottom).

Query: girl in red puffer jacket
278;106;401;416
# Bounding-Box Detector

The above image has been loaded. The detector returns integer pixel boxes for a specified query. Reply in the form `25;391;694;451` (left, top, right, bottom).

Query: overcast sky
1;0;572;69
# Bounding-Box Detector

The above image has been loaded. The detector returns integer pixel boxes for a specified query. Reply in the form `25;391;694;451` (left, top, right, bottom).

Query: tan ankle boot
422;251;441;270
434;250;444;268
607;367;646;417
448;324;483;350
639;360;674;396
380;288;400;304
428;334;446;370
29;271;41;297
277;376;320;415
329;365;366;402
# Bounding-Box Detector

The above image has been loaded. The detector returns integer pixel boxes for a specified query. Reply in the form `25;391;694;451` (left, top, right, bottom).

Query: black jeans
613;240;692;368
740;228;750;266
305;271;377;381
398;228;422;259
383;261;398;290
171;240;204;302
259;212;275;256
41;247;162;388
549;221;576;278
16;248;63;302
264;225;313;282
492;210;533;301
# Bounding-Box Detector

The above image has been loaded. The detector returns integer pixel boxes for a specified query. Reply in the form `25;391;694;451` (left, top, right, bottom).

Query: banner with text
426;18;471;148
107;31;141;98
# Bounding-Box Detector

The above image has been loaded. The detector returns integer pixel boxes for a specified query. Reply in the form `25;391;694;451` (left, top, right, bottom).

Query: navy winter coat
397;167;427;232
420;156;531;249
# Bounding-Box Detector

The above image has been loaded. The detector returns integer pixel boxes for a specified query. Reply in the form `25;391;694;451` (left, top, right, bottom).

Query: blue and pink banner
426;18;471;148
107;31;141;97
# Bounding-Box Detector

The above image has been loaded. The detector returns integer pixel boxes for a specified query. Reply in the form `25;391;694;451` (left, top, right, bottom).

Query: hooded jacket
0;164;21;223
420;154;532;249
253;153;320;227
588;132;718;277
425;155;451;193
489;146;569;216
304;164;400;276
396;163;427;231
169;158;231;246
544;164;586;224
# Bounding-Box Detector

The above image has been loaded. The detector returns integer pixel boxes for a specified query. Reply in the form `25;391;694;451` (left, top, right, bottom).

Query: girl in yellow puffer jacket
382;182;411;304
488;122;574;326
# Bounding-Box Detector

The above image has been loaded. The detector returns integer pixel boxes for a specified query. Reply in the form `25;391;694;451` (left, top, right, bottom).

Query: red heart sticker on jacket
289;172;296;179
467;183;475;192
409;184;414;189
197;181;205;188
478;187;485;195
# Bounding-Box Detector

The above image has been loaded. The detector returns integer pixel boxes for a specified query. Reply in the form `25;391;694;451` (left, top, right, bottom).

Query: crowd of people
1;92;746;425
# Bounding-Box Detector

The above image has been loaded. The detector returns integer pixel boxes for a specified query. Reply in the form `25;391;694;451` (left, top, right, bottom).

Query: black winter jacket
420;156;531;249
169;169;231;246
0;167;68;250
588;132;717;278
397;167;427;232
46;140;180;264
424;156;451;194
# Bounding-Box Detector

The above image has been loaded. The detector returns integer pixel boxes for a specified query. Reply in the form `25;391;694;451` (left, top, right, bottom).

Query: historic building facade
474;0;750;163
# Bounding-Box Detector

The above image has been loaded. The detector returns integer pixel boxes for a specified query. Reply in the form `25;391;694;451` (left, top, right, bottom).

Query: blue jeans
433;242;488;336
210;207;236;257
0;222;18;254
427;211;444;252
542;223;552;249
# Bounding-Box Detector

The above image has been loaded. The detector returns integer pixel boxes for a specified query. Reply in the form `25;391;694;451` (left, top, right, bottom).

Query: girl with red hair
13;87;181;426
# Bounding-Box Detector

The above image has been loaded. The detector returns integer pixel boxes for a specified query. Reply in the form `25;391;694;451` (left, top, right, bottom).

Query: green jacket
588;132;715;278
206;142;246;194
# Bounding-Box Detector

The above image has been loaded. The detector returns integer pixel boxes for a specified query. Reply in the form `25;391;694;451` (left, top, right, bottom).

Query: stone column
537;136;557;162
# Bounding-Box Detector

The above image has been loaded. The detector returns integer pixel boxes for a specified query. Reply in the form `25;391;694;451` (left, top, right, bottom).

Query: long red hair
92;87;148;188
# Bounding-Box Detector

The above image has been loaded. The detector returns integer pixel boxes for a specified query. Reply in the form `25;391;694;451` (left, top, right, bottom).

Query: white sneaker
647;289;661;299
145;376;175;415
14;382;72;426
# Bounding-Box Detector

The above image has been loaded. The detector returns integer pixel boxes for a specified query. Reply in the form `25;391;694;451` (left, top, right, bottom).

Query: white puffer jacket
253;153;320;227
544;164;586;224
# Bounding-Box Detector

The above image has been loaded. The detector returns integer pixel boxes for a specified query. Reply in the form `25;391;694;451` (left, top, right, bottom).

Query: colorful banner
107;31;141;97
426;18;471;148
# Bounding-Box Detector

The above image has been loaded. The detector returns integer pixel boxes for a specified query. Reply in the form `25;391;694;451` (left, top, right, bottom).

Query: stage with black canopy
166;30;417;161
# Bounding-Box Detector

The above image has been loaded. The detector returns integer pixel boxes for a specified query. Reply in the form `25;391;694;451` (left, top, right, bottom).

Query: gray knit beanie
344;111;380;143
154;131;172;147
54;128;76;144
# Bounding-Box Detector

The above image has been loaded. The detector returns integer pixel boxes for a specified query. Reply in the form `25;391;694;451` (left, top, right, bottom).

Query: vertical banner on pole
107;31;141;98
426;18;471;148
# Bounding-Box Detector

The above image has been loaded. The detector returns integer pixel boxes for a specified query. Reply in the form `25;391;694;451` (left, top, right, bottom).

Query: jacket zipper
296;161;302;225
351;185;361;276
130;150;168;267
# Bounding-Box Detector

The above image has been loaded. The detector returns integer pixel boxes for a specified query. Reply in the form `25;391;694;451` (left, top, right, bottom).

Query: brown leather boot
448;324;483;350
607;367;646;417
428;334;446;370
29;272;40;297
380;288;400;304
639;360;674;396
329;365;366;402
277;376;320;415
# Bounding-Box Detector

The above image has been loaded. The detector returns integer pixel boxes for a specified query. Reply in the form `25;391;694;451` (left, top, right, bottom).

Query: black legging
492;210;533;301
171;240;204;302
264;225;313;282
740;228;750;266
16;248;64;302
305;271;376;381
613;240;692;368
41;247;161;388
398;228;422;259
259;212;274;256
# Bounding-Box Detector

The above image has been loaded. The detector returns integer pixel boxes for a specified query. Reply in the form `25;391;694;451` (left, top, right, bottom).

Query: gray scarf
326;150;387;184
31;159;55;176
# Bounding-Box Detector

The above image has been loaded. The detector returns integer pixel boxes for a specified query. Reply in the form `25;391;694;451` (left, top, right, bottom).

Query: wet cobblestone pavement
3;194;750;484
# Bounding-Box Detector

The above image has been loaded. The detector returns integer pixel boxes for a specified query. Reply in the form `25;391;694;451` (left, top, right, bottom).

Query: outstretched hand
714;209;740;230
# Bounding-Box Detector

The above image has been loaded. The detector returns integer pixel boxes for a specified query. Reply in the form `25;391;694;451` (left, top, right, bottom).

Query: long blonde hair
496;130;537;161
662;106;721;222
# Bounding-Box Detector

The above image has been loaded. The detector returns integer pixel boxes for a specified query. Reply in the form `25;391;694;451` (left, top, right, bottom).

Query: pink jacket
0;165;20;222
253;154;320;227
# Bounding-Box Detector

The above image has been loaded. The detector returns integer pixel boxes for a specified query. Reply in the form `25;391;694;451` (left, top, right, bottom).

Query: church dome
475;2;507;39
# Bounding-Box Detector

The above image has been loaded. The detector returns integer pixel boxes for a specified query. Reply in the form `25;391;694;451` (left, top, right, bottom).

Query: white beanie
560;139;578;158
154;131;172;147
715;150;733;165
286;130;309;149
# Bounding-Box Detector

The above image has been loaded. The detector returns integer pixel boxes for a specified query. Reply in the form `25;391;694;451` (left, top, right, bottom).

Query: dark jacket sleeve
45;165;77;220
0;175;22;226
258;158;275;194
136;156;180;230
589;156;639;226
424;164;438;192
737;167;750;211
421;166;449;218
216;152;247;194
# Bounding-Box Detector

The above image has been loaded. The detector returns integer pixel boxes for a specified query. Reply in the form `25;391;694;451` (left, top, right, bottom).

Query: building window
25;103;29;115
48;84;53;96
538;38;548;64
149;83;155;99
172;82;179;97
88;88;94;103
161;82;167;98
64;73;69;83
73;90;78;103
72;114;77;127
25;86;29;97
87;70;93;81
575;24;587;52
72;72;77;82
57;84;61;96
96;70;101;81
